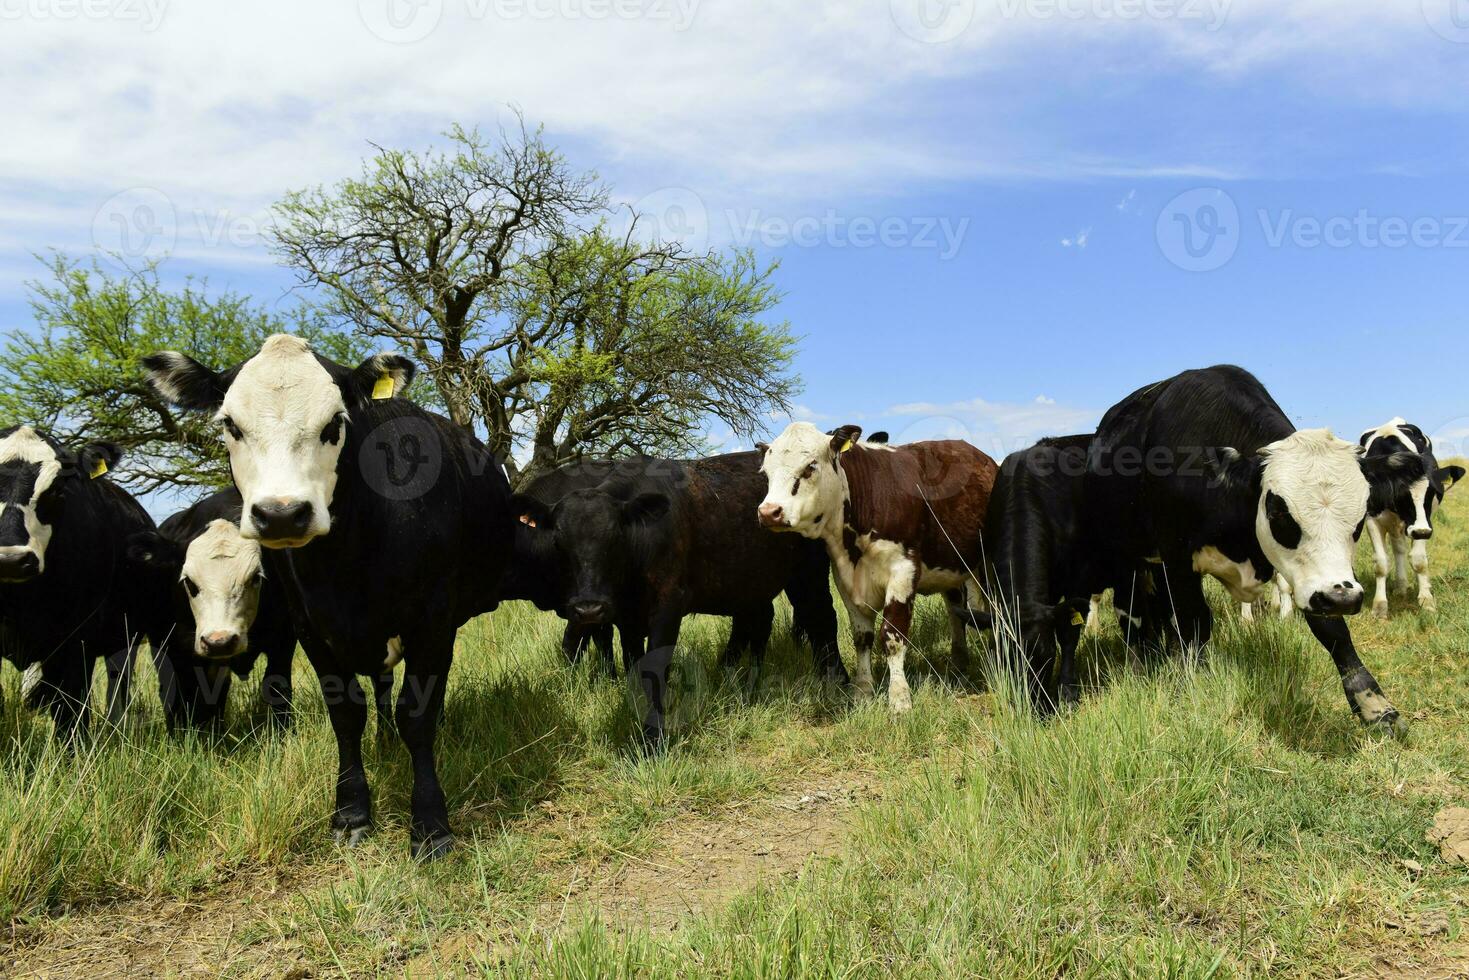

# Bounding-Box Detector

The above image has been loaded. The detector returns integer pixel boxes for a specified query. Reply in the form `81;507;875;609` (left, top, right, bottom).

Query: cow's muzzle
569;598;612;625
1308;583;1364;616
757;502;789;529
197;630;244;660
0;549;40;583
1410;526;1433;541
250;498;316;547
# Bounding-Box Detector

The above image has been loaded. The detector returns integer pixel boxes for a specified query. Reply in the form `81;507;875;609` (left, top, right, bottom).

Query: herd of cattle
0;333;1461;858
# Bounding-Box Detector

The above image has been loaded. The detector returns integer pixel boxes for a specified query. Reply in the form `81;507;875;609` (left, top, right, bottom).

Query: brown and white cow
756;423;997;712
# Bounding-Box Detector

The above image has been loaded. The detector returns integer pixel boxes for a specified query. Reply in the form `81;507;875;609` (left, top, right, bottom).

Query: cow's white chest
830;531;966;612
1192;546;1266;602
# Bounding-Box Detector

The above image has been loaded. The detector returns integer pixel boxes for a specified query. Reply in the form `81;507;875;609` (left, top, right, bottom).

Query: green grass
4;487;1469;977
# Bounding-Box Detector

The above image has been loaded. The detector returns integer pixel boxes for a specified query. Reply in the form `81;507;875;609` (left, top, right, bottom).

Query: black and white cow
144;334;514;859
1083;366;1428;730
128;487;397;732
0;426;153;738
510;450;846;746
1357;418;1464;618
756;423;997;713
982;434;1098;712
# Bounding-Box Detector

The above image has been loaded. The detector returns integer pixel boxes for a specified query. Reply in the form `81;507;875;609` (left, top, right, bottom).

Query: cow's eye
320;415;344;445
802;462;817;478
1264;490;1303;550
182;576;200;598
221;417;243;441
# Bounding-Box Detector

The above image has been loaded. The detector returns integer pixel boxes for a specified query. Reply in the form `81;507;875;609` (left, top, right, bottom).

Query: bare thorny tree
271;115;799;486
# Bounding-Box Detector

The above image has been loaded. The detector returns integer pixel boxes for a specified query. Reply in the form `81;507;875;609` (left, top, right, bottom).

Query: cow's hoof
1059;686;1081;711
888;693;913;714
411;831;456;862
1421;597;1438;615
1372;603;1390;621
1367;710;1408;738
333;823;372;847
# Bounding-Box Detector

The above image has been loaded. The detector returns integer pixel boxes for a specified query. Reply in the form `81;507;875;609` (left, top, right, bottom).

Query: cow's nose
758;502;786;528
569;599;611;625
1309;583;1364;617
251;499;314;541
0;550;39;582
1410;526;1433;541
199;631;241;659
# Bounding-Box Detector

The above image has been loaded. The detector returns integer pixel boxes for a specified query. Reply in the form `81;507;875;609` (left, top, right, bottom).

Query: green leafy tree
0;253;369;495
271;118;799;486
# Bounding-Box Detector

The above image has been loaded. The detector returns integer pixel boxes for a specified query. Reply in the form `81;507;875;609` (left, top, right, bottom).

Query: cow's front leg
308;650;372;845
844;600;877;699
944;588;971;675
1411;539;1436;613
634;607;683;749
880;598;915;714
261;645;294;729
1304;614;1403;732
1367;520;1391;618
372;671;397;746
396;639;454;859
1392;533;1410;591
103;645;135;730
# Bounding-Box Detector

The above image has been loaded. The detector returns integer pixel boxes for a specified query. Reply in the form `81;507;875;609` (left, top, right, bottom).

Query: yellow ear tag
90;458;108;479
838;439;853;453
371;374;395;400
1070;610;1086;627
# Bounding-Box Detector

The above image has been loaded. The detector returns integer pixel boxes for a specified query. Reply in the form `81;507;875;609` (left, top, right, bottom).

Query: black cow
0;426;151;739
127;487;398;732
510;451;846;746
982;434;1097;712
144;334;513;859
1083;366;1427;730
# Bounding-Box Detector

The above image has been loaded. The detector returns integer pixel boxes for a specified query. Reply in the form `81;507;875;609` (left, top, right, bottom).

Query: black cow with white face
510;451;845;746
982;434;1098;712
1357;418;1464;619
0;426;154;738
1084;366;1427;731
145;334;514;859
127;487;397;733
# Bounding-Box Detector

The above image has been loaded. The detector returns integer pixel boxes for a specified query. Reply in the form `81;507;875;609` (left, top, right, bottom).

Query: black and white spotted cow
144;334;514;859
1084;366;1428;731
1357;418;1464;618
0;426;153;738
756;423;998;713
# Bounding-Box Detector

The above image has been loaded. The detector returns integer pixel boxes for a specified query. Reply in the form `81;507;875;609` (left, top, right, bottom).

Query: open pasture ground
2;487;1469;978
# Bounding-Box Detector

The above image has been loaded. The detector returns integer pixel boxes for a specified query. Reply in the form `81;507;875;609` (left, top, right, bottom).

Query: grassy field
2;486;1468;978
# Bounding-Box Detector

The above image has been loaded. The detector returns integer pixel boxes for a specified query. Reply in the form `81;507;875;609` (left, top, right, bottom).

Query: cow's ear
1204;447;1261;496
829;425;862;454
1362;450;1428;514
1358;428;1374;448
866;431;889;444
126;530;183;570
1051;597;1092;630
350;353;416;405
622;491;670;525
1438;465;1466;492
510;494;553;530
142;352;230;411
77;442;122;480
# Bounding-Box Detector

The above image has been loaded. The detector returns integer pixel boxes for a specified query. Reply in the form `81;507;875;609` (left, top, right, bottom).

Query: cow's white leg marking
1392;532;1409;590
1367;519;1391;619
1411;539;1435;613
1274;574;1293;620
1240;602;1255;623
1085;596;1102;632
847;603;877;699
885;631;911;714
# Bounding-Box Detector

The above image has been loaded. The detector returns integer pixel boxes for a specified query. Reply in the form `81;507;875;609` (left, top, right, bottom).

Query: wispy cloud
885;394;1098;457
1060;227;1091;248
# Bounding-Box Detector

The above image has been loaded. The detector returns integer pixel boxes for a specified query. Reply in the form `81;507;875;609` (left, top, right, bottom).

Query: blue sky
4;0;1469;471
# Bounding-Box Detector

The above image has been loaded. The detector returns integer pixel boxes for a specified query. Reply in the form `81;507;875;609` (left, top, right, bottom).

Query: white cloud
1115;189;1137;212
1060;227;1090;248
884;394;1098;457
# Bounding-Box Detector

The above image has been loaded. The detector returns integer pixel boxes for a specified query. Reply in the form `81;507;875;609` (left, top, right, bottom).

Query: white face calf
0;427;118;582
181;519;264;659
145;334;414;549
756;422;854;538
